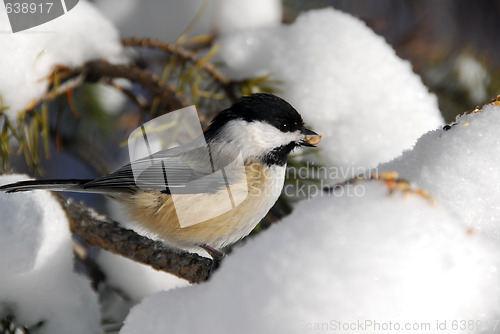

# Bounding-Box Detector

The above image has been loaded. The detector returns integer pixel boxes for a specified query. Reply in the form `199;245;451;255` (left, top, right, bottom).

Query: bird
0;93;321;260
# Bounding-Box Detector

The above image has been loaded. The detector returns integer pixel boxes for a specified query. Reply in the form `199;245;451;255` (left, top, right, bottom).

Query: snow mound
218;8;443;184
382;98;500;240
94;0;282;42
212;0;282;35
0;0;123;119
121;180;500;334
96;250;190;303
0;174;101;334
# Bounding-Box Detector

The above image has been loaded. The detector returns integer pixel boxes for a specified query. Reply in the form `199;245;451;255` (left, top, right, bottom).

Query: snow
2;3;500;333
0;0;124;120
121;180;500;334
212;0;282;35
454;54;489;103
120;99;500;333
382;99;500;240
93;81;129;115
217;8;444;184
94;0;282;42
0;174;102;334
96;250;190;303
93;0;210;43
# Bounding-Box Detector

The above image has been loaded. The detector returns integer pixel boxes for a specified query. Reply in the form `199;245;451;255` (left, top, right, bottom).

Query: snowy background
1;0;500;333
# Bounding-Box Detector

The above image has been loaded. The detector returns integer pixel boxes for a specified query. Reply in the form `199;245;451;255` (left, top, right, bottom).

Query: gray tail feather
0;179;94;193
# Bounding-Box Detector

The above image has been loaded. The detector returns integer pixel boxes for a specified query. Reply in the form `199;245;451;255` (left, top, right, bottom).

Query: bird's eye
280;122;288;131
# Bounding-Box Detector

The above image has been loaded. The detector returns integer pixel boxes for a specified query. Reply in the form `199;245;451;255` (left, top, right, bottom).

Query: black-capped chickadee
0;93;321;259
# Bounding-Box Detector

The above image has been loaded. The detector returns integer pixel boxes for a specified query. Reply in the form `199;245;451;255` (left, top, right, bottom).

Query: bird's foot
200;244;225;271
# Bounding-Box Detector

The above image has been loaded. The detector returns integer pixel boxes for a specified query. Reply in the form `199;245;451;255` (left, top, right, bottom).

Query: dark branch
55;194;213;284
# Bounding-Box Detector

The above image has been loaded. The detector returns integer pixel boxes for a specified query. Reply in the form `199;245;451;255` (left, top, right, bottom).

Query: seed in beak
302;128;322;147
305;133;322;146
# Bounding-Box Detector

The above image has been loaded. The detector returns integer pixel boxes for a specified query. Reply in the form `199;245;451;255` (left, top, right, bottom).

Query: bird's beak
300;128;322;147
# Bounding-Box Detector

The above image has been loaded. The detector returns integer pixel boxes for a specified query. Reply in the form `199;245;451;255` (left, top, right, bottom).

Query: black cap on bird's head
205;93;321;166
207;94;303;133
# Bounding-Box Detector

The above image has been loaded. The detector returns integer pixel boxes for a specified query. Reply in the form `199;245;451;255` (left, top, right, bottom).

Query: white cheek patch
218;120;303;159
246;122;302;152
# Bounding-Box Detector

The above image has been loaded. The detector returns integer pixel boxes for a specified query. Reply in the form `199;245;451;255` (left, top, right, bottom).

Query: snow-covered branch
55;194;213;284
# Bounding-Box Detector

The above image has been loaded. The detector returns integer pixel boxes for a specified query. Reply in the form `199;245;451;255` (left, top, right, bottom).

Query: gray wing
83;144;244;194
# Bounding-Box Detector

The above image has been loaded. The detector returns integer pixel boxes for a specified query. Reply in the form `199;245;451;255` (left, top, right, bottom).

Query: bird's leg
200;244;225;270
200;244;225;261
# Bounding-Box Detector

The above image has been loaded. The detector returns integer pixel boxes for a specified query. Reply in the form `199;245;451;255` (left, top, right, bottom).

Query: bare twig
33;74;85;108
107;79;150;111
123;37;239;102
37;60;191;113
83;60;191;111
55;194;213;284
